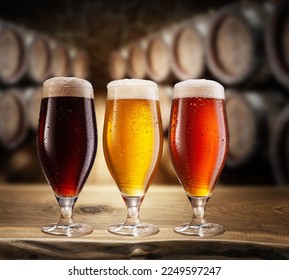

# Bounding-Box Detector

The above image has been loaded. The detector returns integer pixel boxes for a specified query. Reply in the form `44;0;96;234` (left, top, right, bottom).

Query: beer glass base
174;223;225;237
41;223;93;237
108;223;159;237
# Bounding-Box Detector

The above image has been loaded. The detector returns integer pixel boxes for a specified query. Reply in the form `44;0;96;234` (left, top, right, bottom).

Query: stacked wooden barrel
266;0;289;91
0;19;90;182
170;15;209;81
108;1;288;87
108;48;128;80
0;88;28;150
127;40;147;79
0;87;42;182
222;88;287;185
206;2;273;86
108;15;209;83
2;1;289;186
0;21;89;86
107;0;289;186
0;21;26;85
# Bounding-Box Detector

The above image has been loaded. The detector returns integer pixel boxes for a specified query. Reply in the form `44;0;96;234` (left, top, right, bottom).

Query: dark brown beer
37;96;97;197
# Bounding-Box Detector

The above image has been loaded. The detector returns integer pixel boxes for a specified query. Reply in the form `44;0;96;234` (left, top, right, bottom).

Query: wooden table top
0;183;289;260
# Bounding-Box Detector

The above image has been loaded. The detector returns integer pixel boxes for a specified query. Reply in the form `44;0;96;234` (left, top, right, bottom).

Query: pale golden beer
104;99;163;197
103;79;163;236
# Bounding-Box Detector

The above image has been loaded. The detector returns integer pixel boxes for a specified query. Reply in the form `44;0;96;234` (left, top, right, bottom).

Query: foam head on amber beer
107;79;158;100
173;79;225;99
43;77;94;98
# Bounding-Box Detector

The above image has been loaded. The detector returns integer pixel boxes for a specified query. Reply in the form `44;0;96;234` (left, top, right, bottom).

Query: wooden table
1;183;289;260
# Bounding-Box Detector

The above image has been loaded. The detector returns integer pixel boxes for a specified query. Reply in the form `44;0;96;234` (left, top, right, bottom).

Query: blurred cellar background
0;0;289;188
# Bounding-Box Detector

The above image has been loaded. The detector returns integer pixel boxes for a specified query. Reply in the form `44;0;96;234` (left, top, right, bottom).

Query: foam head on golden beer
104;79;163;197
106;78;159;100
169;79;228;197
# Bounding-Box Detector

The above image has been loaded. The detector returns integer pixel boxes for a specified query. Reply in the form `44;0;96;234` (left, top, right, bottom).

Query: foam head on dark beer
107;78;159;100
43;77;94;98
173;79;224;99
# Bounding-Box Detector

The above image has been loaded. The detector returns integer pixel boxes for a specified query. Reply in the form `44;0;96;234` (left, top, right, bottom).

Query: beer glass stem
56;196;78;226
108;194;159;236
41;195;92;237
174;195;224;236
188;196;209;226
123;196;143;226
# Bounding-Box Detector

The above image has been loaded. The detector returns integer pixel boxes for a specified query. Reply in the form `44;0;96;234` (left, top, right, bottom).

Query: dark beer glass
37;77;97;237
169;79;228;237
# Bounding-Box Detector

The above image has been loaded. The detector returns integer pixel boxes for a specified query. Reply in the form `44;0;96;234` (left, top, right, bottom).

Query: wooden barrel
226;89;286;167
221;88;287;185
266;0;289;90
25;31;52;83
0;89;28;150
158;138;179;185
0;22;26;85
145;28;173;83
127;40;147;79
87;93;114;185
108;48;128;80
206;2;272;86
2;138;45;183
270;104;289;185
171;16;208;80
50;41;71;77
70;48;89;79
23;87;42;132
158;85;172;136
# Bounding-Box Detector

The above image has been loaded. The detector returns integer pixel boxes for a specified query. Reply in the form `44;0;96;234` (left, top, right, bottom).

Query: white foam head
173;79;225;99
43;77;94;98
107;79;159;100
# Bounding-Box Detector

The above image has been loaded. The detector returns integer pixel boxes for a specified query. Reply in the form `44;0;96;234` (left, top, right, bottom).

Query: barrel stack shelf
107;0;289;187
0;19;90;183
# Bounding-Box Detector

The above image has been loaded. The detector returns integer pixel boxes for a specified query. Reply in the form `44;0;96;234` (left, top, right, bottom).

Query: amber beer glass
103;79;163;236
169;79;228;236
37;77;97;237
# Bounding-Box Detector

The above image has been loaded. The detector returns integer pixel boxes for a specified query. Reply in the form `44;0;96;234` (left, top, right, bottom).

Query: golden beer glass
103;79;163;236
168;79;229;237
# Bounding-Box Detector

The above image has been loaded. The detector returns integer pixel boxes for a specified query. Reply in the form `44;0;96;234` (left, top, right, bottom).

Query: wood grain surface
1;184;289;260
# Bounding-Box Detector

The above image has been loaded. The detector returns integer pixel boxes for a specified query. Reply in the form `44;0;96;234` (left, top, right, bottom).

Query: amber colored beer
103;80;163;197
169;80;228;197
